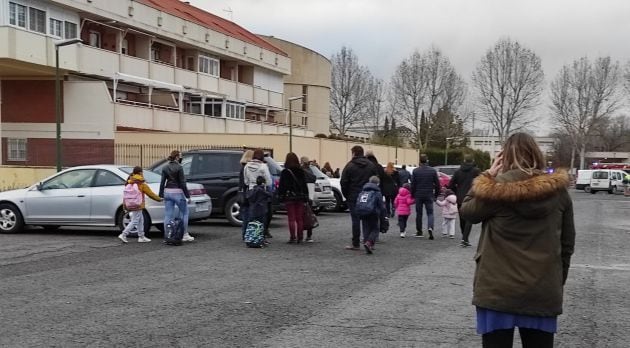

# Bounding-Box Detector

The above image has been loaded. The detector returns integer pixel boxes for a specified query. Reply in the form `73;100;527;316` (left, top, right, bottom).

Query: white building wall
253;67;284;94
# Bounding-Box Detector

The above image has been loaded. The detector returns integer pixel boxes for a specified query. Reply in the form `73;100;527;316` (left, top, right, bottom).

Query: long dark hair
284;152;300;170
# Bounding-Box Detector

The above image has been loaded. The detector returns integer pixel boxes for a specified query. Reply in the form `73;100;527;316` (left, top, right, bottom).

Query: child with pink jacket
394;183;415;238
436;189;458;239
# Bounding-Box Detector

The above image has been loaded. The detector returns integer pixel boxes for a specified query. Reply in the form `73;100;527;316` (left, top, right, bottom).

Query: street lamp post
54;38;82;172
287;96;304;153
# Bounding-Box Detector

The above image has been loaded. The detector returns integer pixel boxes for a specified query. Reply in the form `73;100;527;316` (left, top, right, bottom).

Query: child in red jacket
394;183;415;238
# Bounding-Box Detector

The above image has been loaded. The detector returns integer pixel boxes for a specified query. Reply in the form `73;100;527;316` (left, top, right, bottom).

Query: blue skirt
476;307;557;335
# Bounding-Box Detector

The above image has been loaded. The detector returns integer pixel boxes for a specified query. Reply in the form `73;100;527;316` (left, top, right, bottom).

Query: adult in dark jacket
340;145;380;250
448;155;481;247
159;150;193;242
366;150;386;191
410;154;440;239
277;152;309;243
398;164;411;186
301;156;317;242
460;133;575;347
382;162;399;217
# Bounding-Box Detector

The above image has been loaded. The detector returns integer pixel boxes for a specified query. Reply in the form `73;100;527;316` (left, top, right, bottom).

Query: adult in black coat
382;162;399;217
410;154;440;239
340;146;380;249
448;155;481;247
398;164;411;186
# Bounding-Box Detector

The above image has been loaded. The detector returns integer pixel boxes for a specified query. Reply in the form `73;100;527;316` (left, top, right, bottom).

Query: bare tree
549;56;622;170
391;51;428;150
330;46;374;136
391;47;465;150
472;38;544;143
363;79;386;134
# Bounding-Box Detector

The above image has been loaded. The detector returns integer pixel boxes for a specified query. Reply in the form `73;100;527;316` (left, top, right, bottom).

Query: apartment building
258;35;331;136
0;0;303;167
468;133;555;159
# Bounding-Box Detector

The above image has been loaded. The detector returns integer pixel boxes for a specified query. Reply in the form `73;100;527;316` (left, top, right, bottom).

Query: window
593;171;608;180
89;31;101;48
42;170;96;190
7;138;27;161
198;54;219;76
93;170;125;187
49;18;63;38
64;22;77;39
121;39;128;55
9;2;27;28
28;7;46;34
302;85;308;112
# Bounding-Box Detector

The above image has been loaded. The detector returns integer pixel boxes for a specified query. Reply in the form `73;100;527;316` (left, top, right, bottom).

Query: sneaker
461;241;472;247
442;232;448;237
449;235;455;239
428;228;434;240
344;245;360;250
363;242;373;254
414;231;424;238
182;234;195;242
287;239;297;244
400;232;406;238
138;236;151;243
118;234;128;243
305;237;314;243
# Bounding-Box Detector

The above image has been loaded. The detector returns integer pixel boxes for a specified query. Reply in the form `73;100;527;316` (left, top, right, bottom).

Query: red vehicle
437;171;452;190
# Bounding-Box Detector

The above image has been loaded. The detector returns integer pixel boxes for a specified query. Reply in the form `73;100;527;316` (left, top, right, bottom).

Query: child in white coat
436;189;458;239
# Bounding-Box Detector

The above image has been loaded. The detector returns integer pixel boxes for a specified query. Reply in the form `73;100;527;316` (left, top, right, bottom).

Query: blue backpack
355;189;380;217
244;220;265;248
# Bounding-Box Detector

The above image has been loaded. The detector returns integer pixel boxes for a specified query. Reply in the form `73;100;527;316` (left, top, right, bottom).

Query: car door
590;170;609;190
90;169;127;224
24;169;96;224
188;153;241;211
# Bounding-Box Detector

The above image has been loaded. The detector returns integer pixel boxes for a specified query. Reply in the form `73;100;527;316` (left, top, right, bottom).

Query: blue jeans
415;197;434;231
164;191;189;237
346;200;362;248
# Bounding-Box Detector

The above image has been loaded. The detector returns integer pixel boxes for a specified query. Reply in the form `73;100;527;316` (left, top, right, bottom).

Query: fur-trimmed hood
471;169;569;202
470;169;570;219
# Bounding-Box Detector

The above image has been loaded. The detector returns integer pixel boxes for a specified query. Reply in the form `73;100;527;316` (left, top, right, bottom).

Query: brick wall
2;138;114;167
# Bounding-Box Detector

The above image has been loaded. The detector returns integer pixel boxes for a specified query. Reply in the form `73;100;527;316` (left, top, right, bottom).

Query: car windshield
119;167;162;183
309;165;328;179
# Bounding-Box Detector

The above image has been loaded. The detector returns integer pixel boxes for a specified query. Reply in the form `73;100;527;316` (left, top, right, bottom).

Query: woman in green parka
460;133;575;348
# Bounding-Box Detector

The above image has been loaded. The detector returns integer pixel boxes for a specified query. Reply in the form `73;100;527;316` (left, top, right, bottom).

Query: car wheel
225;195;243;227
0;203;24;234
610;186;618;194
584;185;591;193
117;208;151;236
332;190;344;212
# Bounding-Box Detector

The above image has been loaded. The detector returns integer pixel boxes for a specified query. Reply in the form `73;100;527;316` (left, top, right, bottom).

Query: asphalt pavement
0;191;628;347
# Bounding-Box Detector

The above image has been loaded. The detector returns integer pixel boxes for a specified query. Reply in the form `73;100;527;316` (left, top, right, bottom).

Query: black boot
428;228;434;240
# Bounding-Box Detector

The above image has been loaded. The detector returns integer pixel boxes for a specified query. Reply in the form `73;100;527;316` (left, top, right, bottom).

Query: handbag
303;203;319;230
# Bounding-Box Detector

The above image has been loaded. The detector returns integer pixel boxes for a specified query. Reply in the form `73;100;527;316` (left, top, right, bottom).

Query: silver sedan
0;165;211;234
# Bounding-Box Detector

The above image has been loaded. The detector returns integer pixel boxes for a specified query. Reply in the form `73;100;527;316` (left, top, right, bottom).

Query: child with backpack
355;176;386;254
436;188;458;239
244;176;272;247
394;183;415;238
119;166;163;243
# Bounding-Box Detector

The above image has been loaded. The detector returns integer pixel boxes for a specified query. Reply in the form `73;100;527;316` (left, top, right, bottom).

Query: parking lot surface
1;191;629;347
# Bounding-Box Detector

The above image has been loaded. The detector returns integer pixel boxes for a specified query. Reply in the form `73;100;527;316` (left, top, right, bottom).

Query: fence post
140;145;144;168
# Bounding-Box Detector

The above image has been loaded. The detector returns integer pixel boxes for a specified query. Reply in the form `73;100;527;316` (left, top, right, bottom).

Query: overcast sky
190;0;630;132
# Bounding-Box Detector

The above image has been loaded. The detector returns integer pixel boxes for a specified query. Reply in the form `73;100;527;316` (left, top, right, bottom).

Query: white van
589;170;626;194
575;170;594;192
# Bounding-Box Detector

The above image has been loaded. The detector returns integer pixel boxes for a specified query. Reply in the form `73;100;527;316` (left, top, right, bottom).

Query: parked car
150;150;282;226
434;165;460;176
575;169;594;192
589;169;627;194
0;165;211;234
328;177;346;212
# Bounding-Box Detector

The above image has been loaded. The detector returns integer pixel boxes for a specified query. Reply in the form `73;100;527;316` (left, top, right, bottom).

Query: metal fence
114;143;274;167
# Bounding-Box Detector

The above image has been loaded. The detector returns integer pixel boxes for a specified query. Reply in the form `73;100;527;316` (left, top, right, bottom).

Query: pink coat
436;194;458;219
394;187;415;216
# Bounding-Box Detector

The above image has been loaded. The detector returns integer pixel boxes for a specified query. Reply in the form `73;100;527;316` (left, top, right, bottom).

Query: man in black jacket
410;154;440;239
448;155;481;247
340;146;380;250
